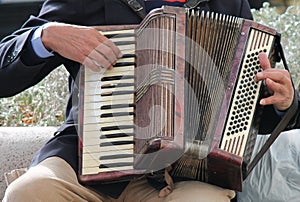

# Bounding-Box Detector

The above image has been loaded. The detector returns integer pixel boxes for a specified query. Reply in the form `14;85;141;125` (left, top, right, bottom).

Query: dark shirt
144;0;186;13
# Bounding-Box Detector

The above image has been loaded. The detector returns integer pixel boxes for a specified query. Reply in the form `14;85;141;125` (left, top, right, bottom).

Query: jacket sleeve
0;0;82;98
0;26;61;97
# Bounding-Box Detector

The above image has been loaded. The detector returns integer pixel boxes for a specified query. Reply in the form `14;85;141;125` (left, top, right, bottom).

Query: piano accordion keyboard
82;29;136;175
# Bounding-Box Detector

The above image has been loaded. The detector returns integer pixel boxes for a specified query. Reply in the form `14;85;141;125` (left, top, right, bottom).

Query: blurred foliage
0;3;299;126
0;65;69;126
252;3;300;90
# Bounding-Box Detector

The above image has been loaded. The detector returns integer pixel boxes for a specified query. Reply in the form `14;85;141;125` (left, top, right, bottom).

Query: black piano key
100;133;134;139
99;162;133;169
101;82;134;89
101;90;134;96
101;75;134;82
100;112;134;118
101;125;133;131
101;104;135;110
114;62;135;67
114;41;135;46
122;54;136;58
104;33;135;39
100;140;134;147
99;153;134;160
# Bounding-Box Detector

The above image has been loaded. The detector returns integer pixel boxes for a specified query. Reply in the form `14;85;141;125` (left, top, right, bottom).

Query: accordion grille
184;10;243;159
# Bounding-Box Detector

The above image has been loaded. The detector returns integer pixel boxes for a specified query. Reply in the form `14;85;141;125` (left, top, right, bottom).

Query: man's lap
4;156;235;202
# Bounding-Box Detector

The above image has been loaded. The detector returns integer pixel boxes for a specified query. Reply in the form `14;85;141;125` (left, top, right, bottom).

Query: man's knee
166;181;236;202
3;174;58;201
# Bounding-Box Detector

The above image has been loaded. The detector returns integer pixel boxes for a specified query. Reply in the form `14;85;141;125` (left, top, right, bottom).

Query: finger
104;39;123;58
254;69;290;83
259;95;276;106
265;78;278;94
258;52;271;71
94;42;119;66
260;92;293;111
96;32;122;58
260;78;294;110
83;57;103;72
87;51;113;70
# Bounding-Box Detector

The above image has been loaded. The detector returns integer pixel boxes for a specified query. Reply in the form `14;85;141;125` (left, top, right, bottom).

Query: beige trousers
3;157;235;202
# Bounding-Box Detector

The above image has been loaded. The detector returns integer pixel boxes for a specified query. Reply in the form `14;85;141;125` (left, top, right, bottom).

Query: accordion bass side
78;6;282;190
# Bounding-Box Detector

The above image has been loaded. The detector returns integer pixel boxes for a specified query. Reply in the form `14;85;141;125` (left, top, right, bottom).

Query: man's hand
254;52;294;111
41;22;123;72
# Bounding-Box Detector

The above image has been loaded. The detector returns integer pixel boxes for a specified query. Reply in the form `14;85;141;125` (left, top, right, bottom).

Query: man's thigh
119;178;235;202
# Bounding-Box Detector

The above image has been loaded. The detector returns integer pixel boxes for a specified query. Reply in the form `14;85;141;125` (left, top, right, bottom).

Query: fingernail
260;99;265;105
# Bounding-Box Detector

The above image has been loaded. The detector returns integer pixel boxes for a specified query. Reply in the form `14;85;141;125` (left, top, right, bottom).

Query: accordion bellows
78;6;279;191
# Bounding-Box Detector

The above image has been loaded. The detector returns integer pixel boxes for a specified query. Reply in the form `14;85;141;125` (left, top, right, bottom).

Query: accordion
78;6;293;191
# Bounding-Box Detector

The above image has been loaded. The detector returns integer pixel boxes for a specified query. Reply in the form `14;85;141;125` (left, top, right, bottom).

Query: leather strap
120;0;146;19
120;0;211;19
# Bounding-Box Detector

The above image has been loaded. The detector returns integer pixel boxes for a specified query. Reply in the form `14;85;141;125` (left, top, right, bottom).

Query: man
1;0;299;201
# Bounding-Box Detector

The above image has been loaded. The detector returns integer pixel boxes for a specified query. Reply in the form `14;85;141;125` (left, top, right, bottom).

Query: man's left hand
254;52;294;111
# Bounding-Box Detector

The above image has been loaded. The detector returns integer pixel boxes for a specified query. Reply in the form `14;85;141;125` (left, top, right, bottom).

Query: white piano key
99;149;133;156
99;144;134;152
119;44;135;52
83;123;133;133
100;78;134;88
82;167;99;175
83;137;100;147
100;29;135;36
100;85;134;92
83;148;134;160
83;143;134;154
83;145;134;154
82;166;134;175
82;153;100;171
83;127;134;141
114;57;135;63
83;146;100;154
84;116;134;125
84;79;134;91
84;94;134;103
102;69;134;78
83;139;133;148
99;166;134;173
110;36;135;43
100;157;133;165
84;99;133;106
84;107;134;117
84;85;135;97
93;96;134;103
83;103;101;110
83;128;134;136
100;136;133;143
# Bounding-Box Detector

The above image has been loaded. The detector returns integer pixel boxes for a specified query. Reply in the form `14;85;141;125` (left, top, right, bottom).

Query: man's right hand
41;22;123;72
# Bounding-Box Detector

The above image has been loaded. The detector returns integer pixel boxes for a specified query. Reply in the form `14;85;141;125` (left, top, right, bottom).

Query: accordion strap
120;0;146;19
245;43;299;178
120;0;211;19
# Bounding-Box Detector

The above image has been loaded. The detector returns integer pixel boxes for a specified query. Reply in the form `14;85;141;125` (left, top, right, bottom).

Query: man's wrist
31;25;54;58
274;108;287;118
